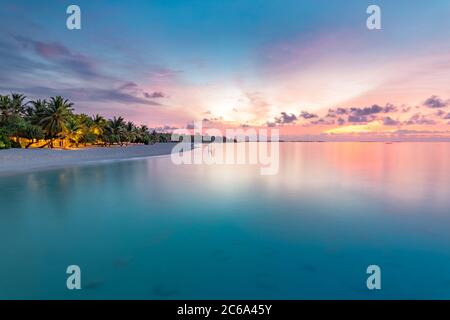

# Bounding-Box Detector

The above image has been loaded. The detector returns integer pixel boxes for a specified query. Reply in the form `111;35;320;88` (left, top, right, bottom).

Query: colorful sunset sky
1;0;450;140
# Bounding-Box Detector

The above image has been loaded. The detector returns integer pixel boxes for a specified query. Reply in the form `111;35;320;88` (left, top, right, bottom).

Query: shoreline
0;143;180;176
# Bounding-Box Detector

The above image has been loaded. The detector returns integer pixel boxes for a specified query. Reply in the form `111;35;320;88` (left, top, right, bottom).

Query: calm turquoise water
1;142;450;299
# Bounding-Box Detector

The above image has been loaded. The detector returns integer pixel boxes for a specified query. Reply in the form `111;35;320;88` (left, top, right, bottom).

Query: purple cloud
423;95;448;108
348;115;368;123
144;91;166;99
383;116;401;126
350;104;384;116
275;112;297;124
299;110;318;119
406;113;437;125
337;117;346;125
14;35;98;78
0;85;161;106
311;118;335;125
326;108;348;118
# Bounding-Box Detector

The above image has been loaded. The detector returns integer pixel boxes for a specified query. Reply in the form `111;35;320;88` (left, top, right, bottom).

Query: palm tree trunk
39;141;50;148
25;140;34;148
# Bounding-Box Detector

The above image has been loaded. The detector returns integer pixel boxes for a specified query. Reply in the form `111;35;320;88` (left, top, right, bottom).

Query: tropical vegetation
0;93;170;149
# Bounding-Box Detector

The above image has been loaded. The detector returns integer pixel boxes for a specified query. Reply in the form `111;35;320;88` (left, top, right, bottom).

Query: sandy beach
0;143;179;176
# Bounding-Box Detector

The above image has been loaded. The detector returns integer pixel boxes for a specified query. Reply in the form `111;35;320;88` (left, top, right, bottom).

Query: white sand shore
0;143;180;176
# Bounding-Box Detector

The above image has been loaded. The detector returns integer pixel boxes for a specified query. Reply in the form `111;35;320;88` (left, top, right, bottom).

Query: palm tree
26;99;48;125
0;95;12;123
135;125;151;144
39;96;73;148
0;94;28;141
10;93;27;116
20;124;45;148
104;116;126;146
125;121;137;144
91;114;106;137
63;118;82;148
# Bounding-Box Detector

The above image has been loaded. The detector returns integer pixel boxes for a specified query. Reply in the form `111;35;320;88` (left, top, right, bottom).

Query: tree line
0;93;171;149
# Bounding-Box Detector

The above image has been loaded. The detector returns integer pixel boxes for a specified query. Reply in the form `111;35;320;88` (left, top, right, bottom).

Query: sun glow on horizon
324;121;396;135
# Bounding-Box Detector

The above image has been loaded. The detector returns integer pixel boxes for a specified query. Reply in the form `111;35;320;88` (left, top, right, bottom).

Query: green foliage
10;139;21;149
0;131;11;149
39;96;74;145
18;123;45;140
0;93;171;149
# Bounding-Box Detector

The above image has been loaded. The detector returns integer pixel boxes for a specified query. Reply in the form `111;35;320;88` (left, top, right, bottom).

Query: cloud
0;35;165;107
310;118;335;125
324;104;398;124
383;116;401;126
351;105;383;116
13;35;98;79
0;85;161;106
406;113;437;125
401;106;412;113
326;108;348;118
394;129;450;135
274;99;449;130
350;104;397;117
298;97;450;131
144;91;166;99
0;38;51;81
152;125;178;132
91;88;161;106
320;103;401;124
423;95;448;108
436;110;446;117
348;115;369;123
119;82;139;90
147;66;183;83
202;116;223;124
299;110;318;119
383;103;397;113
275;112;297;124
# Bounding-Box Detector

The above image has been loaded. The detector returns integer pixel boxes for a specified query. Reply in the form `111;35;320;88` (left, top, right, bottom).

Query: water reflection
1;142;450;299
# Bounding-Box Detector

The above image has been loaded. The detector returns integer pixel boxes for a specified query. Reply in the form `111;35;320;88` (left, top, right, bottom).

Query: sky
1;0;450;140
